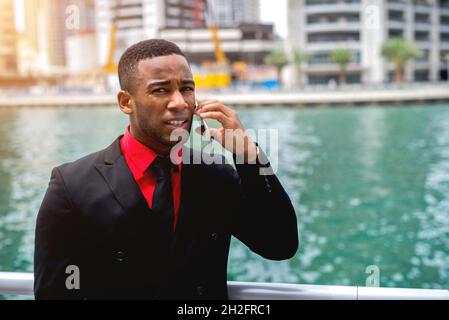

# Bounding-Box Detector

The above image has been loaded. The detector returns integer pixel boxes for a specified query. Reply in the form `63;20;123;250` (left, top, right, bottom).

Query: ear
118;91;134;115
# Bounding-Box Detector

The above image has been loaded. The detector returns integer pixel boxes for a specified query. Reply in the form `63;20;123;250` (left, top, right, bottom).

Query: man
34;39;298;300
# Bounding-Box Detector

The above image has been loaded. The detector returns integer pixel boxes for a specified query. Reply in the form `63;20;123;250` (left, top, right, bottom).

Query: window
389;29;404;37
415;31;429;41
414;69;429;81
415;13;429;24
388;10;405;22
307;31;360;43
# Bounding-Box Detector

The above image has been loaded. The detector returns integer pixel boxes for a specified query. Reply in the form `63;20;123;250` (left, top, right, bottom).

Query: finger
198;102;235;118
199;111;232;127
194;100;214;115
198;100;218;108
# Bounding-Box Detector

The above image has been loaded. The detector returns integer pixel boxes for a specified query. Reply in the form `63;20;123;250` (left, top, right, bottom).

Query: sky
14;0;287;38
260;0;287;38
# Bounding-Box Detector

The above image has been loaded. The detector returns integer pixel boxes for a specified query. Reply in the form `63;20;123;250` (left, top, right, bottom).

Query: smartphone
194;100;212;139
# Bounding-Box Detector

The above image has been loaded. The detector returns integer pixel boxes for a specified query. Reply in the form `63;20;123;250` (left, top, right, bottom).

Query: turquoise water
1;104;449;292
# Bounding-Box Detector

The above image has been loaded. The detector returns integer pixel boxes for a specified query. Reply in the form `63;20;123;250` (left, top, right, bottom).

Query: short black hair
118;39;186;93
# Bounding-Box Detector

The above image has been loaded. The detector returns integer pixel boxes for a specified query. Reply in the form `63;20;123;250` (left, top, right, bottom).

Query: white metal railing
0;272;34;296
1;272;449;300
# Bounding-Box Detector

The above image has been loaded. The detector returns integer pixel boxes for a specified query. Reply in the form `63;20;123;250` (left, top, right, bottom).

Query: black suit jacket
34;136;298;300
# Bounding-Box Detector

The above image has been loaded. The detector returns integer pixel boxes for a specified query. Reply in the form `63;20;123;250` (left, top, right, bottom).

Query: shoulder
54;137;120;181
56;148;104;177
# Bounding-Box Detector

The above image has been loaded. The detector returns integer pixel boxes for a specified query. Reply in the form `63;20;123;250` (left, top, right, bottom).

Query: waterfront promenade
1;84;449;107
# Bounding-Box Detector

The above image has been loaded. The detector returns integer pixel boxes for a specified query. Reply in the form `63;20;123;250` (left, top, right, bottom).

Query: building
95;0;270;67
0;0;17;76
160;22;275;65
41;0;67;71
95;0;206;66
65;0;99;73
209;0;260;27
65;0;97;35
18;0;68;76
287;0;449;85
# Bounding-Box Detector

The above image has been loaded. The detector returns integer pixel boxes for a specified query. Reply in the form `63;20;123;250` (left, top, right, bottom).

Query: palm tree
330;48;353;85
264;48;289;87
293;48;309;87
381;37;422;84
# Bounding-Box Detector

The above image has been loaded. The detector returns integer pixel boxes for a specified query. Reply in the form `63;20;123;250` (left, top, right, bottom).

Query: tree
330;48;353;85
293;48;309;87
264;48;289;87
381;37;422;84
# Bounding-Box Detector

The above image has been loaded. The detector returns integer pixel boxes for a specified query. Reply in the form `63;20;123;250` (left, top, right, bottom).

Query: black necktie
151;156;175;234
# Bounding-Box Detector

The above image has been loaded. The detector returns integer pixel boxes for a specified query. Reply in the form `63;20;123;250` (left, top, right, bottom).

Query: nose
167;90;189;110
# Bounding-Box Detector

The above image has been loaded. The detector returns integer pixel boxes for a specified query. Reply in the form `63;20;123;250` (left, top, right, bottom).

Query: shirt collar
121;126;182;174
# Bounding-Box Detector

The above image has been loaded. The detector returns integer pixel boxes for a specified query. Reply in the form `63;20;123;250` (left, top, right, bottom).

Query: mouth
164;119;189;130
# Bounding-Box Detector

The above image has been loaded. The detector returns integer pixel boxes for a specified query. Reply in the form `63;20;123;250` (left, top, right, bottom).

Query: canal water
1;104;449;292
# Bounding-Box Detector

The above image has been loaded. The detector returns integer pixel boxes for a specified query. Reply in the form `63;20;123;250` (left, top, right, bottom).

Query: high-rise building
95;0;270;67
209;0;260;27
42;0;67;69
0;0;18;75
65;0;99;73
65;0;97;35
95;0;210;65
20;0;68;75
287;0;449;84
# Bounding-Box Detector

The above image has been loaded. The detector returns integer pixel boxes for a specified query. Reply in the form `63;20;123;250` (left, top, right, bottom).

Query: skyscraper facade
287;0;449;84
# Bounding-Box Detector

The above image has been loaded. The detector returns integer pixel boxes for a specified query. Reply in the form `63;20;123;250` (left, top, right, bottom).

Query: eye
181;86;194;92
153;88;168;94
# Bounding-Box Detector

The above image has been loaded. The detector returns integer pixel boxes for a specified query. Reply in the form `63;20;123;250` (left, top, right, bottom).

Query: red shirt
120;127;182;231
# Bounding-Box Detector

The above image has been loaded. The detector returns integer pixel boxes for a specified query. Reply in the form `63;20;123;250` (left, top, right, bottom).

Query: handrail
1;272;448;300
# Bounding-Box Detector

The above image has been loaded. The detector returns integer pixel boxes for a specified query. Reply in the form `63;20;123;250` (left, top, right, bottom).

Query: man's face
126;54;195;152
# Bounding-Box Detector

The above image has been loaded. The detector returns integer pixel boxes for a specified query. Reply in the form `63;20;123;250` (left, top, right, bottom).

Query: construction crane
85;2;118;76
203;0;227;66
78;1;119;91
193;0;231;89
101;24;118;74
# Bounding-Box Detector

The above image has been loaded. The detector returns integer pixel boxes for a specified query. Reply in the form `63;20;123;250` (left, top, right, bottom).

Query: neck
130;126;171;157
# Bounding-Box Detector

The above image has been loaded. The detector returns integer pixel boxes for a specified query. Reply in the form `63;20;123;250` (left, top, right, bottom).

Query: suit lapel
94;136;148;219
94;140;201;255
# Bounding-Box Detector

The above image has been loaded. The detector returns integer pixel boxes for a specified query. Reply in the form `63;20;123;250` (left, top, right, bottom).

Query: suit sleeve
227;148;299;261
34;167;82;300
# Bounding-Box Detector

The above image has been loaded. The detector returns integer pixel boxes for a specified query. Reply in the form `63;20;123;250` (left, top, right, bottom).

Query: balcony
306;22;360;33
386;2;407;11
414;5;433;14
387;20;406;29
414;61;430;69
116;18;143;29
415;40;432;48
306;41;360;52
305;3;361;15
414;22;432;30
305;63;363;75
